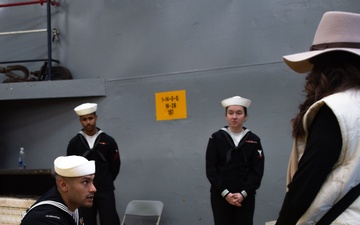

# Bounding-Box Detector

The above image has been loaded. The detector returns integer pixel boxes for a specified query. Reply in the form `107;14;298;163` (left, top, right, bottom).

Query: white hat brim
283;48;360;73
54;156;95;177
221;96;251;108
74;103;97;116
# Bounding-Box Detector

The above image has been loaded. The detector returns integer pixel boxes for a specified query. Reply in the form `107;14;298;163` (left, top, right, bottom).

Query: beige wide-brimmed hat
283;11;360;73
221;96;251;108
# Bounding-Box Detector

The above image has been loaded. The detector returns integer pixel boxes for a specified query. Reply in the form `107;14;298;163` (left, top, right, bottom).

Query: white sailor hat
54;155;95;177
74;103;97;116
221;96;251;108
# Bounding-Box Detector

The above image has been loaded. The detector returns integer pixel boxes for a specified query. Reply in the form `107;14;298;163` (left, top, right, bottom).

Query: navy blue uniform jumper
21;186;81;225
67;128;121;225
206;126;264;225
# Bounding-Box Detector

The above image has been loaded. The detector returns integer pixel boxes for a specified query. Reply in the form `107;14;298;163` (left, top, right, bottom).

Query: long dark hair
292;51;360;138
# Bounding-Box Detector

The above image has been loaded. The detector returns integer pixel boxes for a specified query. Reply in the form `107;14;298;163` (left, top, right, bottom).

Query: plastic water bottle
19;147;26;169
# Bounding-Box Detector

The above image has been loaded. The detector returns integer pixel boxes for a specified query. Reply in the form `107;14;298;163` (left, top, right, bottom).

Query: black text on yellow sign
155;90;187;121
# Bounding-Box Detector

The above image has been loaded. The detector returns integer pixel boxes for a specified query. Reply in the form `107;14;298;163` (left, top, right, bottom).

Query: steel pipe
0;29;47;36
0;59;60;64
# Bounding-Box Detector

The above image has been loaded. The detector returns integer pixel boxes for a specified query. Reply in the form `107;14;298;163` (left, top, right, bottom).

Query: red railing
0;0;59;7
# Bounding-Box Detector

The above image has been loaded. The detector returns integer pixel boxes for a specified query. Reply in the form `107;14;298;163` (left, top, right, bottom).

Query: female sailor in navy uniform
206;96;264;225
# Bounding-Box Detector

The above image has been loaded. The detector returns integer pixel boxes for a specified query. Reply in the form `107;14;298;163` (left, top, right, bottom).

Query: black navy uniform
206;126;264;225
67;128;121;225
21;186;83;225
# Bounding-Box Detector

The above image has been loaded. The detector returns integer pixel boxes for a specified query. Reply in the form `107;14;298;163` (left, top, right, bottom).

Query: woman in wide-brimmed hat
276;11;360;225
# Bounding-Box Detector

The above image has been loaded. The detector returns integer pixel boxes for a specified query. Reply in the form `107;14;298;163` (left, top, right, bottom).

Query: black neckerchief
79;132;107;162
220;129;251;163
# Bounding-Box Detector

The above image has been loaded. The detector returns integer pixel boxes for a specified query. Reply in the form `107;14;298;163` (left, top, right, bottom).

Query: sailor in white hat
67;103;121;225
73;103;99;137
205;95;264;225
21;156;96;225
220;96;251;134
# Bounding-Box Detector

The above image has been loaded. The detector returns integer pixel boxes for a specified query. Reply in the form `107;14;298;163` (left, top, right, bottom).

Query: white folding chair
121;200;164;225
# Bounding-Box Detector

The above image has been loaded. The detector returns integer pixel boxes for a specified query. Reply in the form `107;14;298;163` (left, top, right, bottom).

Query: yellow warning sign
155;90;187;121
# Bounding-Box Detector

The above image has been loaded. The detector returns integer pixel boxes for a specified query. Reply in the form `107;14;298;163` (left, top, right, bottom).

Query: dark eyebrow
80;175;94;181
